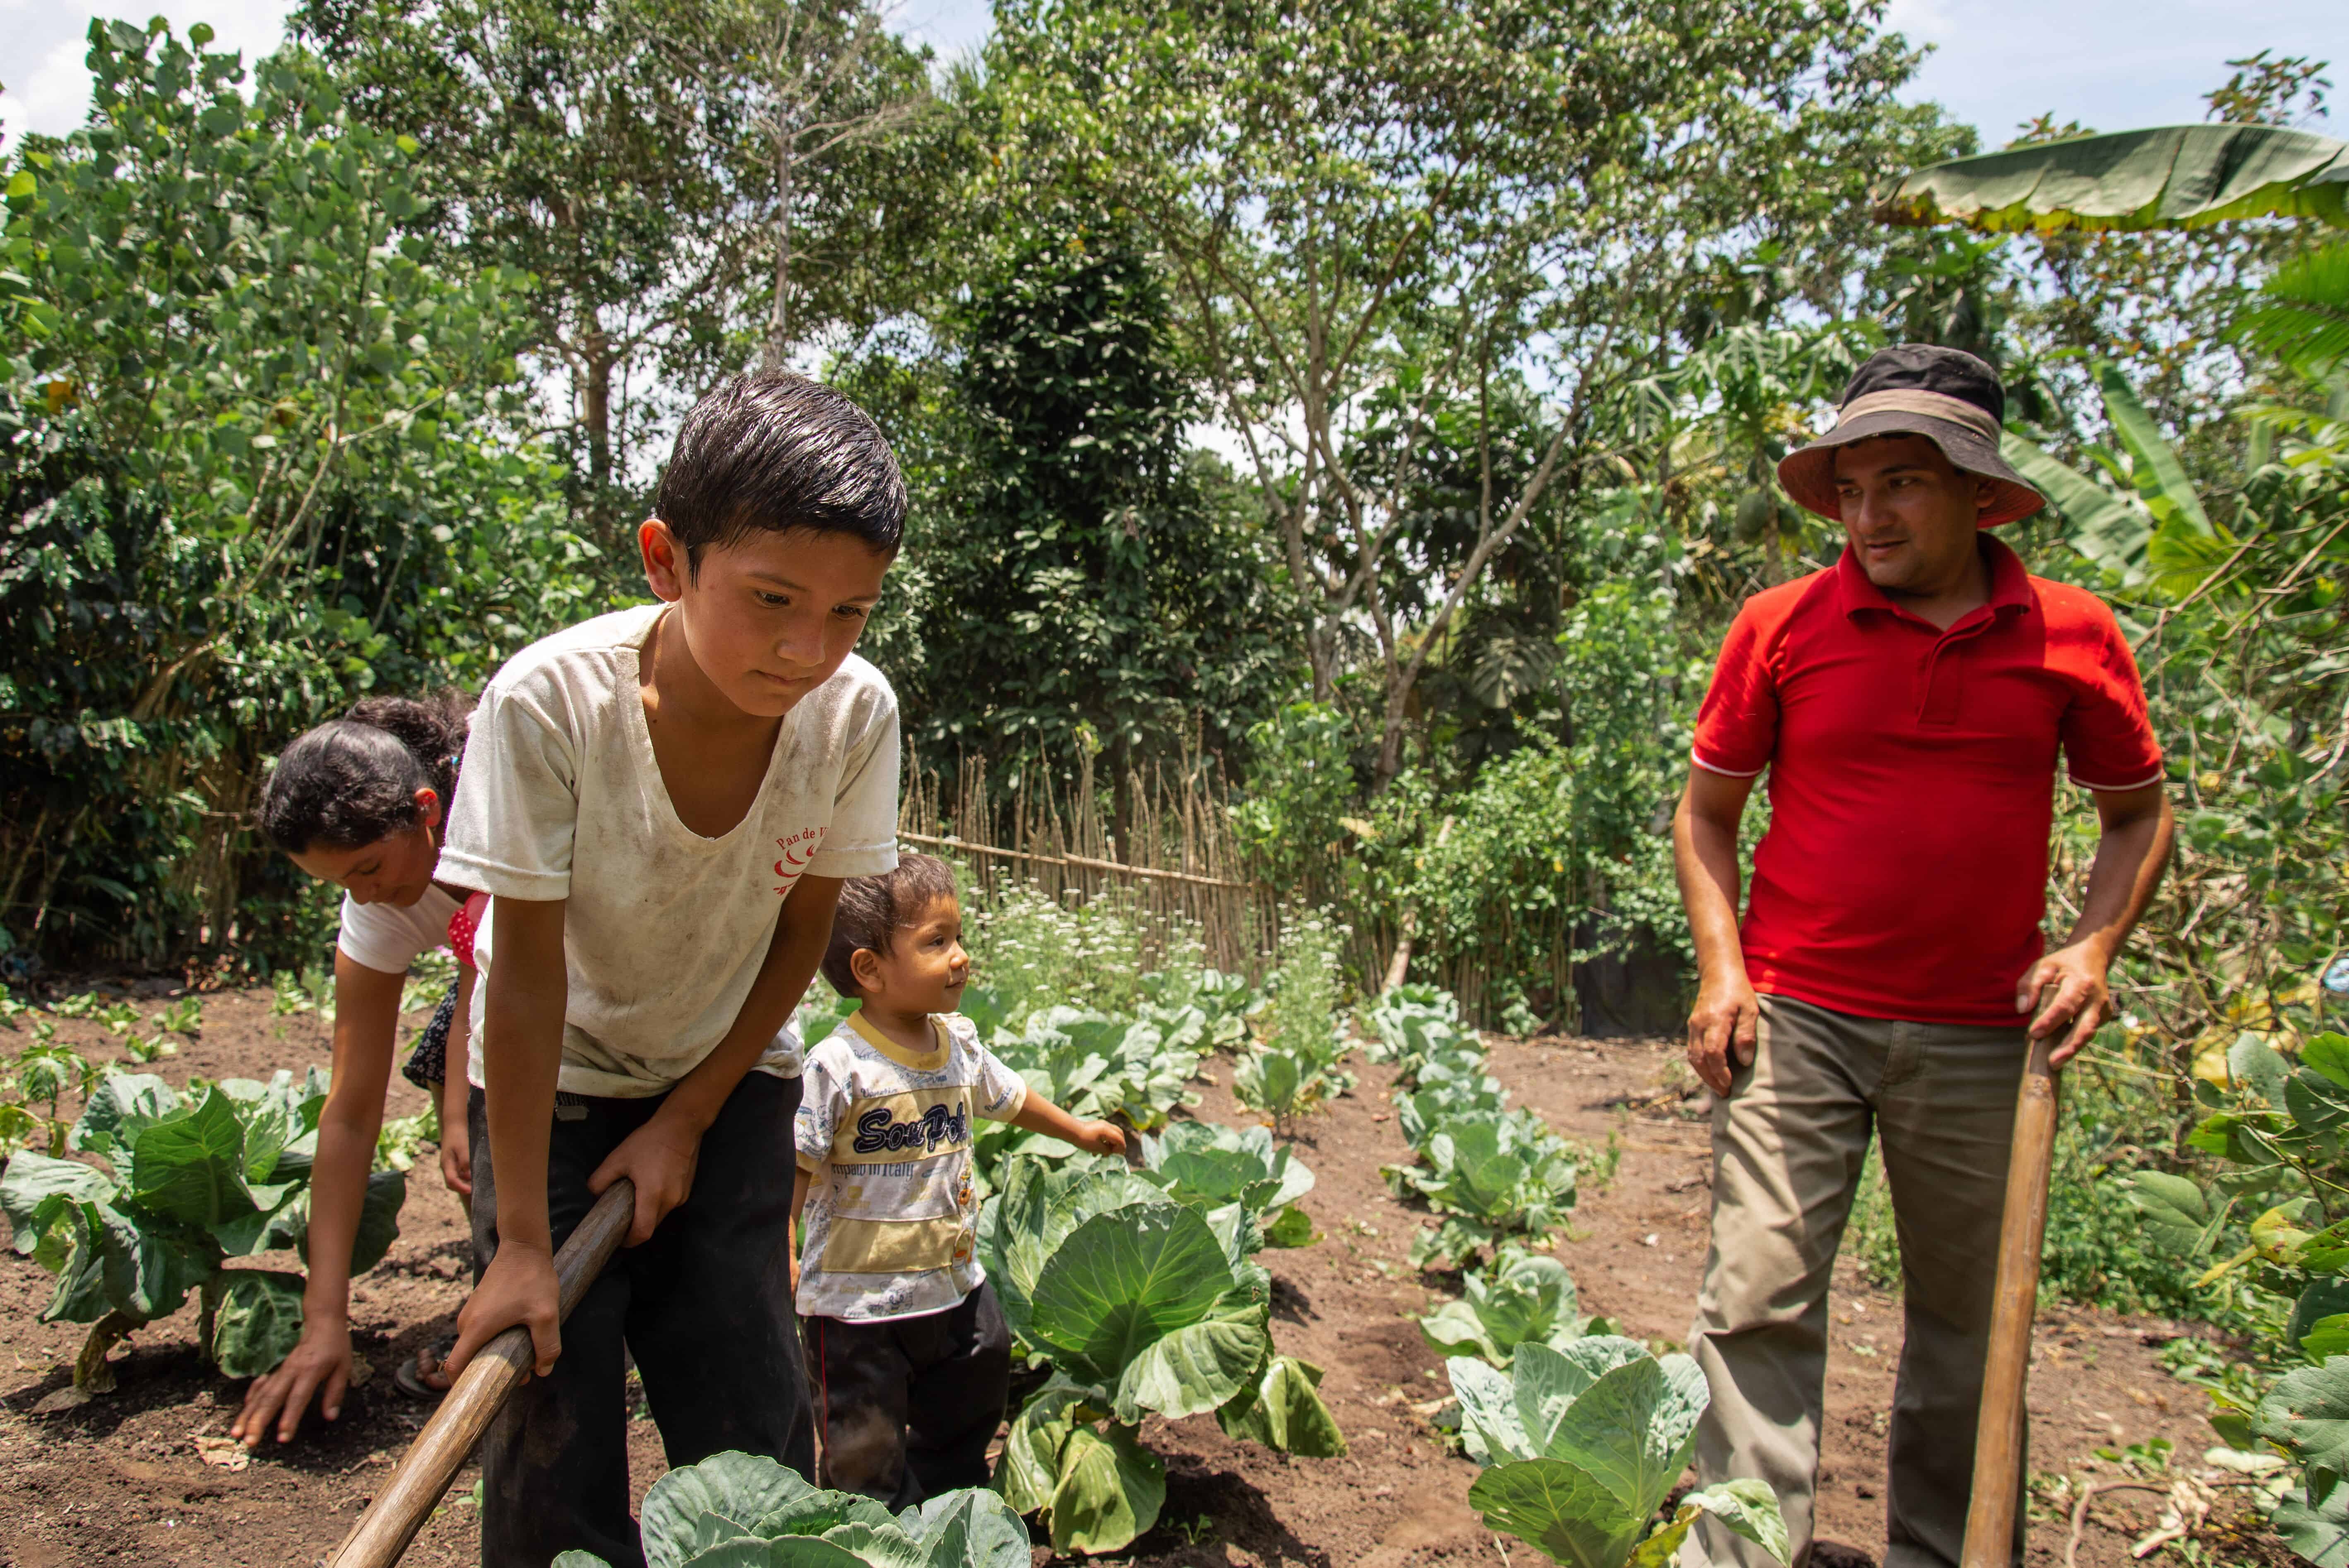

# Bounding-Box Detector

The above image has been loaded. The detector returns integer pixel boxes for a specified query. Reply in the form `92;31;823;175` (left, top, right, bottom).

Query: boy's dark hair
257;689;474;853
820;854;959;998
654;371;907;565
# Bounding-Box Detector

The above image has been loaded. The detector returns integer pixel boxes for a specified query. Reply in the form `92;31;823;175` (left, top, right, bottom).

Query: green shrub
551;1450;1028;1568
1419;1244;1607;1366
0;1068;406;1391
979;1160;1344;1552
1449;1338;1787;1567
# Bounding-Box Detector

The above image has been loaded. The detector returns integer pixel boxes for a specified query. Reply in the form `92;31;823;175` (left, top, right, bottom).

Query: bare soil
0;984;2268;1568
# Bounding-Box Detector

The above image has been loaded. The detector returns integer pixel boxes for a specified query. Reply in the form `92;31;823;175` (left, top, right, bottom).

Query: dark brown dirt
0;984;2259;1568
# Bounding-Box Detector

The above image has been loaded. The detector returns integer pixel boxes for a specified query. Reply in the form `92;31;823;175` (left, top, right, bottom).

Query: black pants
806;1281;1011;1509
469;1073;814;1568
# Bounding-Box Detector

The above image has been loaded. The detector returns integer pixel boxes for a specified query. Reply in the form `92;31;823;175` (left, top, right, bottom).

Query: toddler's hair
655;371;907;566
257;689;474;853
820;854;959;998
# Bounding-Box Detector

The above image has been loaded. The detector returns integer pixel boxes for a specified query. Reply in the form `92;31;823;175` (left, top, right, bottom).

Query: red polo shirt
1692;538;2163;1026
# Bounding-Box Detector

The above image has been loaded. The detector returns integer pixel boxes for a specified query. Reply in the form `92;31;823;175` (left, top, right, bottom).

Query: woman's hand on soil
590;1117;702;1246
1080;1120;1127;1157
448;1243;562;1379
1685;975;1759;1096
231;1316;352;1447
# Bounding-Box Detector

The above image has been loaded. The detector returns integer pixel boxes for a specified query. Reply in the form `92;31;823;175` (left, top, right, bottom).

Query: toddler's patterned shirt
793;1009;1027;1321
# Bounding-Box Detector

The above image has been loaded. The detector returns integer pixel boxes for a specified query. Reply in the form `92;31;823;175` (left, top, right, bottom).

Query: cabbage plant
1385;1109;1579;1268
1136;1120;1317;1249
0;1069;405;1391
550;1450;1028;1568
979;1161;1344;1552
1449;1339;1786;1568
1396;1055;1510;1146
1366;985;1474;1075
1420;1245;1607;1366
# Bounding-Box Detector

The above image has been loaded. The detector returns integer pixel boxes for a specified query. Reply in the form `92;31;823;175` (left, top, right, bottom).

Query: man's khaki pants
1682;994;2030;1568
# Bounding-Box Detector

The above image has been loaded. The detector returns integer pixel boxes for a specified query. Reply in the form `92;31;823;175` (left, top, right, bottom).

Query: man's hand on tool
590;1113;703;1246
1686;972;1760;1096
2015;939;2111;1066
446;1242;563;1380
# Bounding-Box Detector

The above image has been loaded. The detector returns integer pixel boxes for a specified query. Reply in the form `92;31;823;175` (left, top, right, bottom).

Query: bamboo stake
328;1179;636;1568
1962;1034;2060;1568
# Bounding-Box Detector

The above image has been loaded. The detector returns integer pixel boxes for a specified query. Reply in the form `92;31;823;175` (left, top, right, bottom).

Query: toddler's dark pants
468;1073;814;1568
806;1281;1012;1509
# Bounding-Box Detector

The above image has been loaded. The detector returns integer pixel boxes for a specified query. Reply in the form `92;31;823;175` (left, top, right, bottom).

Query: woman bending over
231;691;481;1446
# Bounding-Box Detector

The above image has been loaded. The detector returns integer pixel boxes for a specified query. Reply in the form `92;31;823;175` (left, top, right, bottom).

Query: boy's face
640;521;891;719
853;895;969;1014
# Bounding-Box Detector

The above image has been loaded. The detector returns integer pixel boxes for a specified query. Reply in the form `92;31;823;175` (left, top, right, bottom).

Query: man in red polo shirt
1673;345;2173;1568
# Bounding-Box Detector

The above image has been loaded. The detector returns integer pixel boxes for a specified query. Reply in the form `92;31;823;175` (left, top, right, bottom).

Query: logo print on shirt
774;826;826;896
852;1102;969;1155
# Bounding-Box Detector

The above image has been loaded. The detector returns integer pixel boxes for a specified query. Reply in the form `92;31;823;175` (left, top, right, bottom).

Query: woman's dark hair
257;689;474;853
654;370;908;567
820;854;959;998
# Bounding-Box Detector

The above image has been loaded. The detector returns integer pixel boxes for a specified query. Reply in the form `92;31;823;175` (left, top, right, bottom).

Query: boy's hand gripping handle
327;1178;636;1568
1961;1035;2060;1568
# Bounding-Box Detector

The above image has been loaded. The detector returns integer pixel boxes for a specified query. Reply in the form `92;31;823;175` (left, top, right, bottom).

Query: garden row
583;934;1357;1564
1365;986;1787;1568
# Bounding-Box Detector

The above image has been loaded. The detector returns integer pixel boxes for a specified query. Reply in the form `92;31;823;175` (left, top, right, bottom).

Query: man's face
642;522;892;718
1832;434;1996;594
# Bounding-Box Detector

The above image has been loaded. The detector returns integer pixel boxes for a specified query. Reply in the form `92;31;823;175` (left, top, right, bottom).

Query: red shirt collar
1833;533;2036;627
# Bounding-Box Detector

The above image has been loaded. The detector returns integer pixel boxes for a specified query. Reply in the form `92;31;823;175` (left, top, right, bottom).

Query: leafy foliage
1135;1120;1317;1252
550;1448;1031;1568
890;209;1294;775
0;1067;405;1387
1450;1340;1786;1568
1374;985;1582;1269
1387;1112;1580;1270
1;18;602;966
979;1160;1344;1552
1232;914;1354;1130
1420;1245;1606;1368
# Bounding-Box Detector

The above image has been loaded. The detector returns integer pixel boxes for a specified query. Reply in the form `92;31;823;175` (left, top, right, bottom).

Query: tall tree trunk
763;128;794;372
1306;624;1334;704
1373;672;1412;787
580;320;615;542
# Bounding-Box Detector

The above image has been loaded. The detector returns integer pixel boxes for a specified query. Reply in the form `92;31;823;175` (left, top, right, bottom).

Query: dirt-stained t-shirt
793;1010;1028;1322
439;602;901;1097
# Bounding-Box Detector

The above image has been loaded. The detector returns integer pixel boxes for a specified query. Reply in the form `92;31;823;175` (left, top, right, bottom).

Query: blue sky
3;0;2344;165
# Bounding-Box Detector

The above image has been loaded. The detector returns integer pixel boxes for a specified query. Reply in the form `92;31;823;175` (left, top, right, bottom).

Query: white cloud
0;33;94;143
2;1;296;145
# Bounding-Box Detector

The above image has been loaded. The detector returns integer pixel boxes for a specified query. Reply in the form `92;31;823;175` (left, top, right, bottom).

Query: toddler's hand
1083;1120;1128;1157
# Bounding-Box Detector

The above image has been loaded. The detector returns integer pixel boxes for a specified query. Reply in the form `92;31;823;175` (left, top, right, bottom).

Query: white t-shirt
794;1011;1028;1322
336;885;461;975
441;603;902;1098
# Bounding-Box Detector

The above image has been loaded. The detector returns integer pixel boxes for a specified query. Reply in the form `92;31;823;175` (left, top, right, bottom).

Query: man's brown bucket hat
1777;344;2045;528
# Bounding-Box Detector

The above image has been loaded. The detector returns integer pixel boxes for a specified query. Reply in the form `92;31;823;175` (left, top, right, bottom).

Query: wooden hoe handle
1960;1035;2060;1568
328;1178;637;1568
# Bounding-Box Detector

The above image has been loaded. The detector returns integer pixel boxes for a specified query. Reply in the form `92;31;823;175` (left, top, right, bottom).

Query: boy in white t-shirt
438;372;905;1567
795;854;1125;1506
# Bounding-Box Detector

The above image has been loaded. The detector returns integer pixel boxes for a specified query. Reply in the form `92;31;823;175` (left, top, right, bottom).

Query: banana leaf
1877;124;2349;233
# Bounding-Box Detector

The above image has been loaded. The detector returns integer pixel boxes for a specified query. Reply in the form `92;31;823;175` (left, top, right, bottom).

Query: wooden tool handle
1961;1035;2060;1568
328;1178;637;1568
